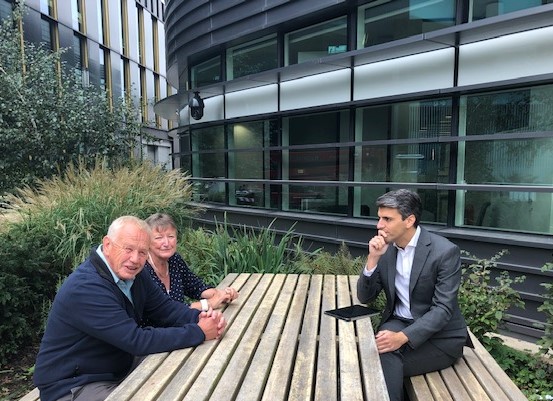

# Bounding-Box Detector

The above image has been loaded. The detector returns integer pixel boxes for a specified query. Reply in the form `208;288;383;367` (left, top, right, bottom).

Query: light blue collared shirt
96;245;135;305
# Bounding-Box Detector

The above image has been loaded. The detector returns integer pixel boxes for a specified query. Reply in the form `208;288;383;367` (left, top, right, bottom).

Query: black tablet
324;305;380;322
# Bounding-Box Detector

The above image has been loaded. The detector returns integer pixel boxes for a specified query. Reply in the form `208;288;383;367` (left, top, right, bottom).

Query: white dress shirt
363;226;421;320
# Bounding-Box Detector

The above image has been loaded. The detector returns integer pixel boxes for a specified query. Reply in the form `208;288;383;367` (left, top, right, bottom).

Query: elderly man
34;216;226;401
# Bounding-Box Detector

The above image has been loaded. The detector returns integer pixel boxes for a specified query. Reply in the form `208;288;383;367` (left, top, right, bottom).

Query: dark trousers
56;356;145;401
378;318;459;401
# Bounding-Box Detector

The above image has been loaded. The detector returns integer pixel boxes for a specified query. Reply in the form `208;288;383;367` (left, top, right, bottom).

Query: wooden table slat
349;275;390;401
260;274;311;401
288;274;323;401
156;273;262;401
234;274;299;401
104;274;389;401
181;273;273;401
209;274;287;400
336;275;364;401
315;275;339;401
105;352;168;401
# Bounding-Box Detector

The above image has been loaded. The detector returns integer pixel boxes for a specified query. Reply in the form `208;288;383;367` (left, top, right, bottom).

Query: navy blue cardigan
34;247;204;401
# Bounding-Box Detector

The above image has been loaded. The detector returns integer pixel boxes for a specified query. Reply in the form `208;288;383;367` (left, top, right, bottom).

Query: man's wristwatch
200;299;209;311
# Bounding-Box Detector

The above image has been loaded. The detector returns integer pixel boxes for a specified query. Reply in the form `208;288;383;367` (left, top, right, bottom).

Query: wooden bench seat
18;387;39;401
405;330;528;401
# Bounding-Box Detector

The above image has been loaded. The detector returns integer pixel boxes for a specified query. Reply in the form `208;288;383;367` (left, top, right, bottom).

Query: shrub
292;242;363;276
489;341;553;399
459;250;525;349
0;160;198;365
536;262;553;355
181;218;304;286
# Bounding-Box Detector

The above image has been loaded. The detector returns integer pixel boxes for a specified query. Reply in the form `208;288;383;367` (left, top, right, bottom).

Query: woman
144;213;239;311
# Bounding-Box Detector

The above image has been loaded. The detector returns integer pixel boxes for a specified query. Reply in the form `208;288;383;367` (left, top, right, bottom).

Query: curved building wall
161;0;553;340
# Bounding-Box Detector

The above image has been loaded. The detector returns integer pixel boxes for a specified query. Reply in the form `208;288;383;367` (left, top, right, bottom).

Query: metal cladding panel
225;84;279;118
354;48;455;100
165;0;348;81
458;26;553;86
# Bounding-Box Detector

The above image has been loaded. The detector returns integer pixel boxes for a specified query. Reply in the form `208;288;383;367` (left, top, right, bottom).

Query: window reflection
284;111;350;215
228;121;279;208
285;16;347;65
191;127;226;203
462;191;551;234
191;56;221;88
469;0;551;22
226;35;277;80
457;85;553;233
358;0;455;48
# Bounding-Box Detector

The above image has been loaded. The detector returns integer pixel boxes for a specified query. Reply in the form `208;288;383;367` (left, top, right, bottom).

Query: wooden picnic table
104;273;390;401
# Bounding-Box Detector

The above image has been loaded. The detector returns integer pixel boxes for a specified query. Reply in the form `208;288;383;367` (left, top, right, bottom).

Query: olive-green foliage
459;250;525;349
490;341;553;399
180;219;303;286
536;262;553;355
0;161;198;365
291;242;363;276
0;4;142;195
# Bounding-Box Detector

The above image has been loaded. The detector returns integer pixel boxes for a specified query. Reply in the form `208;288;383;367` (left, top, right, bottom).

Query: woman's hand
202;287;239;309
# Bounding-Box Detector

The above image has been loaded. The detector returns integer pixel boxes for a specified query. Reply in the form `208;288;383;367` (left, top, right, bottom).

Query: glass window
120;0;128;55
285;16;347;65
72;0;83;32
98;0;107;45
0;0;13;20
152;16;159;72
464;86;553;135
99;47;109;91
469;0;551;22
283;111;350;215
354;100;453;222
41;0;55;17
139;67;147;122
226;35;277;80
457;85;553;234
137;4;144;63
73;35;89;86
227;121;279;208
358;0;456;48
191;126;226;203
191;56;221;88
41;17;55;51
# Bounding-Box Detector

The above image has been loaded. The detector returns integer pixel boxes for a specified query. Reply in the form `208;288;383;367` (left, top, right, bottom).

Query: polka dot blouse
144;253;211;303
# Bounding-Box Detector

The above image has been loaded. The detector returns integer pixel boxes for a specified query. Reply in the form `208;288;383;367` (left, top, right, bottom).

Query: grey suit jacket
357;227;468;357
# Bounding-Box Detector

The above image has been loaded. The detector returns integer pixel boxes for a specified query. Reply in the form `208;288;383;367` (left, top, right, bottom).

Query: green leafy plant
0;4;143;195
489;341;553;399
459;250;526;349
536;262;553;355
181;218;305;286
292;242;363;276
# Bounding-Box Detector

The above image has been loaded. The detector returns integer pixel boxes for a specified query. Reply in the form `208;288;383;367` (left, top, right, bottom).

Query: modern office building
156;0;553;339
0;0;174;167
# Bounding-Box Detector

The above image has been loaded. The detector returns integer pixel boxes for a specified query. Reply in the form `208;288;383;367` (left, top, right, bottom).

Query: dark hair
376;189;422;227
145;213;178;233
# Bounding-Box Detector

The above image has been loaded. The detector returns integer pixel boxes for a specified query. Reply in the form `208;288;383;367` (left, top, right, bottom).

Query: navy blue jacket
34;247;204;401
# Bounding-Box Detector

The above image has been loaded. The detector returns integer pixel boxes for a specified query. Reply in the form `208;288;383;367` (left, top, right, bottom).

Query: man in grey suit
357;189;468;401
